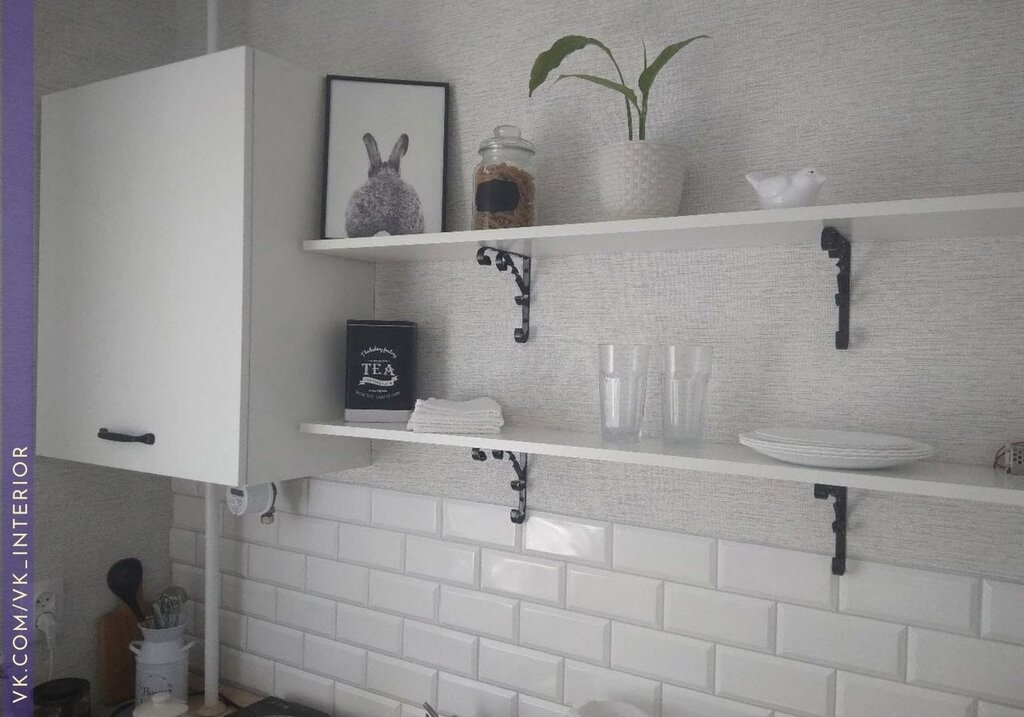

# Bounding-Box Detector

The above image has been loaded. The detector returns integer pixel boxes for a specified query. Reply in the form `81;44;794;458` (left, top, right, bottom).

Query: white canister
133;692;189;717
130;638;194;704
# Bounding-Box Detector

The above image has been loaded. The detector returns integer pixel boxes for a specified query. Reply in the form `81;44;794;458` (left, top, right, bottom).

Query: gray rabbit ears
363;133;409;174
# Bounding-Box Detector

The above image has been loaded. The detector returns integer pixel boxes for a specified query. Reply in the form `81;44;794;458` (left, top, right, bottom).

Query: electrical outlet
32;578;63;644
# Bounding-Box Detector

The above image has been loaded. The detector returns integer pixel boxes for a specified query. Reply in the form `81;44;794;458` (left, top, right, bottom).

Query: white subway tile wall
563;662;659;714
979;704;1024;717
612;525;715;587
275;663;335;715
338;523;405;571
609;623;713;690
212;538;249;576
372;489;441;535
443;499;518;547
277;587;337;637
522;512;611;566
310;481;372;523
368;571;439;620
981;579;1024;643
439;586;518;641
663;583;774;651
405;536;478;586
718;541;834;609
169;527;197;563
303;634;366;684
278;513;340;558
249;544;306;589
247;618;304;666
907;628;1024;704
839;559;978;633
335;681;401;717
519;603;609;663
306;557;370;604
479;639;563;700
171;482;1024;717
438;672;516;717
566;565;661;626
221;575;276;620
517;695;568;717
661;685;771;717
715;647;835;716
776;604;906;678
366;652;437;705
403;620;478;676
835;672;973;717
482;550;564;604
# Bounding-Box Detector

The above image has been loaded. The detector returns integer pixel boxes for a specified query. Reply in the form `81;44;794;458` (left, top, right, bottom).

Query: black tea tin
345;320;417;422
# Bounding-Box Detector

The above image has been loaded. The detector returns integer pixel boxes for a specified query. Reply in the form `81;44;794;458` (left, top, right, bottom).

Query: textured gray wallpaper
237;0;1024;224
226;0;1024;579
18;5;1024;701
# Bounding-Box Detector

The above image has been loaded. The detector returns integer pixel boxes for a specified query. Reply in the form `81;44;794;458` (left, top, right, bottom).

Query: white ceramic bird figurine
746;168;826;209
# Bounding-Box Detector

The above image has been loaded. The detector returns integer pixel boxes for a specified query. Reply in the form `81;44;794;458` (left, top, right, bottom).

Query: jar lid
132;692;188;717
479;125;535;154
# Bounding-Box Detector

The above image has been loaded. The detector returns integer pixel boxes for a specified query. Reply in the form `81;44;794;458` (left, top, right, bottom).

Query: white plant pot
596;140;687;221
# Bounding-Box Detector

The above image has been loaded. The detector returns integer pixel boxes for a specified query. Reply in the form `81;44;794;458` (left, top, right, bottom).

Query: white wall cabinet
38;47;372;485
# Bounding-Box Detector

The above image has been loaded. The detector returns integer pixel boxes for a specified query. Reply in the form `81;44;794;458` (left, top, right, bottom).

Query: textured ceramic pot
596;140;687;220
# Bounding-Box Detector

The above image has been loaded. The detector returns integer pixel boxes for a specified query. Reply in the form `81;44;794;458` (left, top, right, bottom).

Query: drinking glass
661;344;713;443
598;344;650;443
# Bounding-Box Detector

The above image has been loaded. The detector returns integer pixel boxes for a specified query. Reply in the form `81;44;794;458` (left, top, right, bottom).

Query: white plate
749;427;923;451
739;436;932;458
739;437;931;469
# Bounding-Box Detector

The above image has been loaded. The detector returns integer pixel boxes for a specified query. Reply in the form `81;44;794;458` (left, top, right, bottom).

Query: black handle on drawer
97;428;156;445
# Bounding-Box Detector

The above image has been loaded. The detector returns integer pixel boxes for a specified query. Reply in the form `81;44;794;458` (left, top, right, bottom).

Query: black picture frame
320;75;450;240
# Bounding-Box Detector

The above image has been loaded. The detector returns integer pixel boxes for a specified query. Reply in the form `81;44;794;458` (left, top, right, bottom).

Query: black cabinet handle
97;428;156;445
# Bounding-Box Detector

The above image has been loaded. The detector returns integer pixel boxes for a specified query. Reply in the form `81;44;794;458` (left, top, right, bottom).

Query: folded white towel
412;397;503;418
408;414;504;427
407;397;504;434
407;421;503;435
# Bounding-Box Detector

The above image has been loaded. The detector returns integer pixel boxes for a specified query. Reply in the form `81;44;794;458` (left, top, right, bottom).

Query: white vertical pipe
206;0;219;54
200;5;223;713
201;483;222;714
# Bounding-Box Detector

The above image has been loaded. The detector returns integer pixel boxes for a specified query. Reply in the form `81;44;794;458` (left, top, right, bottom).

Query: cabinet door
38;49;251;484
244;49;373;485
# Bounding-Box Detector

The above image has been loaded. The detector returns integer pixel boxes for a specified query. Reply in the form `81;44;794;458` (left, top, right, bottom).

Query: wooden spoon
105;558;145;622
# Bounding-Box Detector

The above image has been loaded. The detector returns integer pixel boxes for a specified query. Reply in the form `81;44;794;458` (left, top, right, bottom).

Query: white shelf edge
304;192;1024;262
300;420;1024;507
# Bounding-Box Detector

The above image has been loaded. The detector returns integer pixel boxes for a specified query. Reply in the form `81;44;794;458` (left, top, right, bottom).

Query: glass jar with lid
473;125;536;229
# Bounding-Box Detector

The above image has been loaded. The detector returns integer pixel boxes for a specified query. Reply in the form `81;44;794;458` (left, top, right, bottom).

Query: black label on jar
475;179;521;212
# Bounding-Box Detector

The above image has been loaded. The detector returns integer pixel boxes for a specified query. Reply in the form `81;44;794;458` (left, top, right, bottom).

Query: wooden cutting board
97;600;143;705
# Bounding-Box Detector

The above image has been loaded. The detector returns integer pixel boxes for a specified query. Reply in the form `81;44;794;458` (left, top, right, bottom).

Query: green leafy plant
528;34;709;140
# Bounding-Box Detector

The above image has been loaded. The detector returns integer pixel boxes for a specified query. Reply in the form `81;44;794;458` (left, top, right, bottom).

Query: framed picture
321;75;449;239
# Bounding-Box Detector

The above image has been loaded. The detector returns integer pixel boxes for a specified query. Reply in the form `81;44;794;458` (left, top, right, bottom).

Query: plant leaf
554;73;640;109
529;35;616;96
642;40;649;72
637;35;710;97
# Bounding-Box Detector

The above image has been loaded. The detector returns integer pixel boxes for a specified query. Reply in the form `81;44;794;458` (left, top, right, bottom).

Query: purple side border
3;0;35;713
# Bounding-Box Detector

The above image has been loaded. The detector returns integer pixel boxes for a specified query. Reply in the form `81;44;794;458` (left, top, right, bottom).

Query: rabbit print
345;133;425;237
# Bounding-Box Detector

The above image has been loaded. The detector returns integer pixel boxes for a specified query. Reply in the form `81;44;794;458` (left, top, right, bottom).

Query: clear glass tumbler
662;344;713;443
598;344;650;443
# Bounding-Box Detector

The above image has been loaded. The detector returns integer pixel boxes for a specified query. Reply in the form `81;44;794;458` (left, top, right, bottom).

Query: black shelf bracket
471;448;529;523
820;226;851;349
477;247;531;343
814;483;847;576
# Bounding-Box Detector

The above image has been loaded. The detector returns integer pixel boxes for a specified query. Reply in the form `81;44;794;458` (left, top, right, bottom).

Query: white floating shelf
300;420;1023;506
305;192;1024;262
